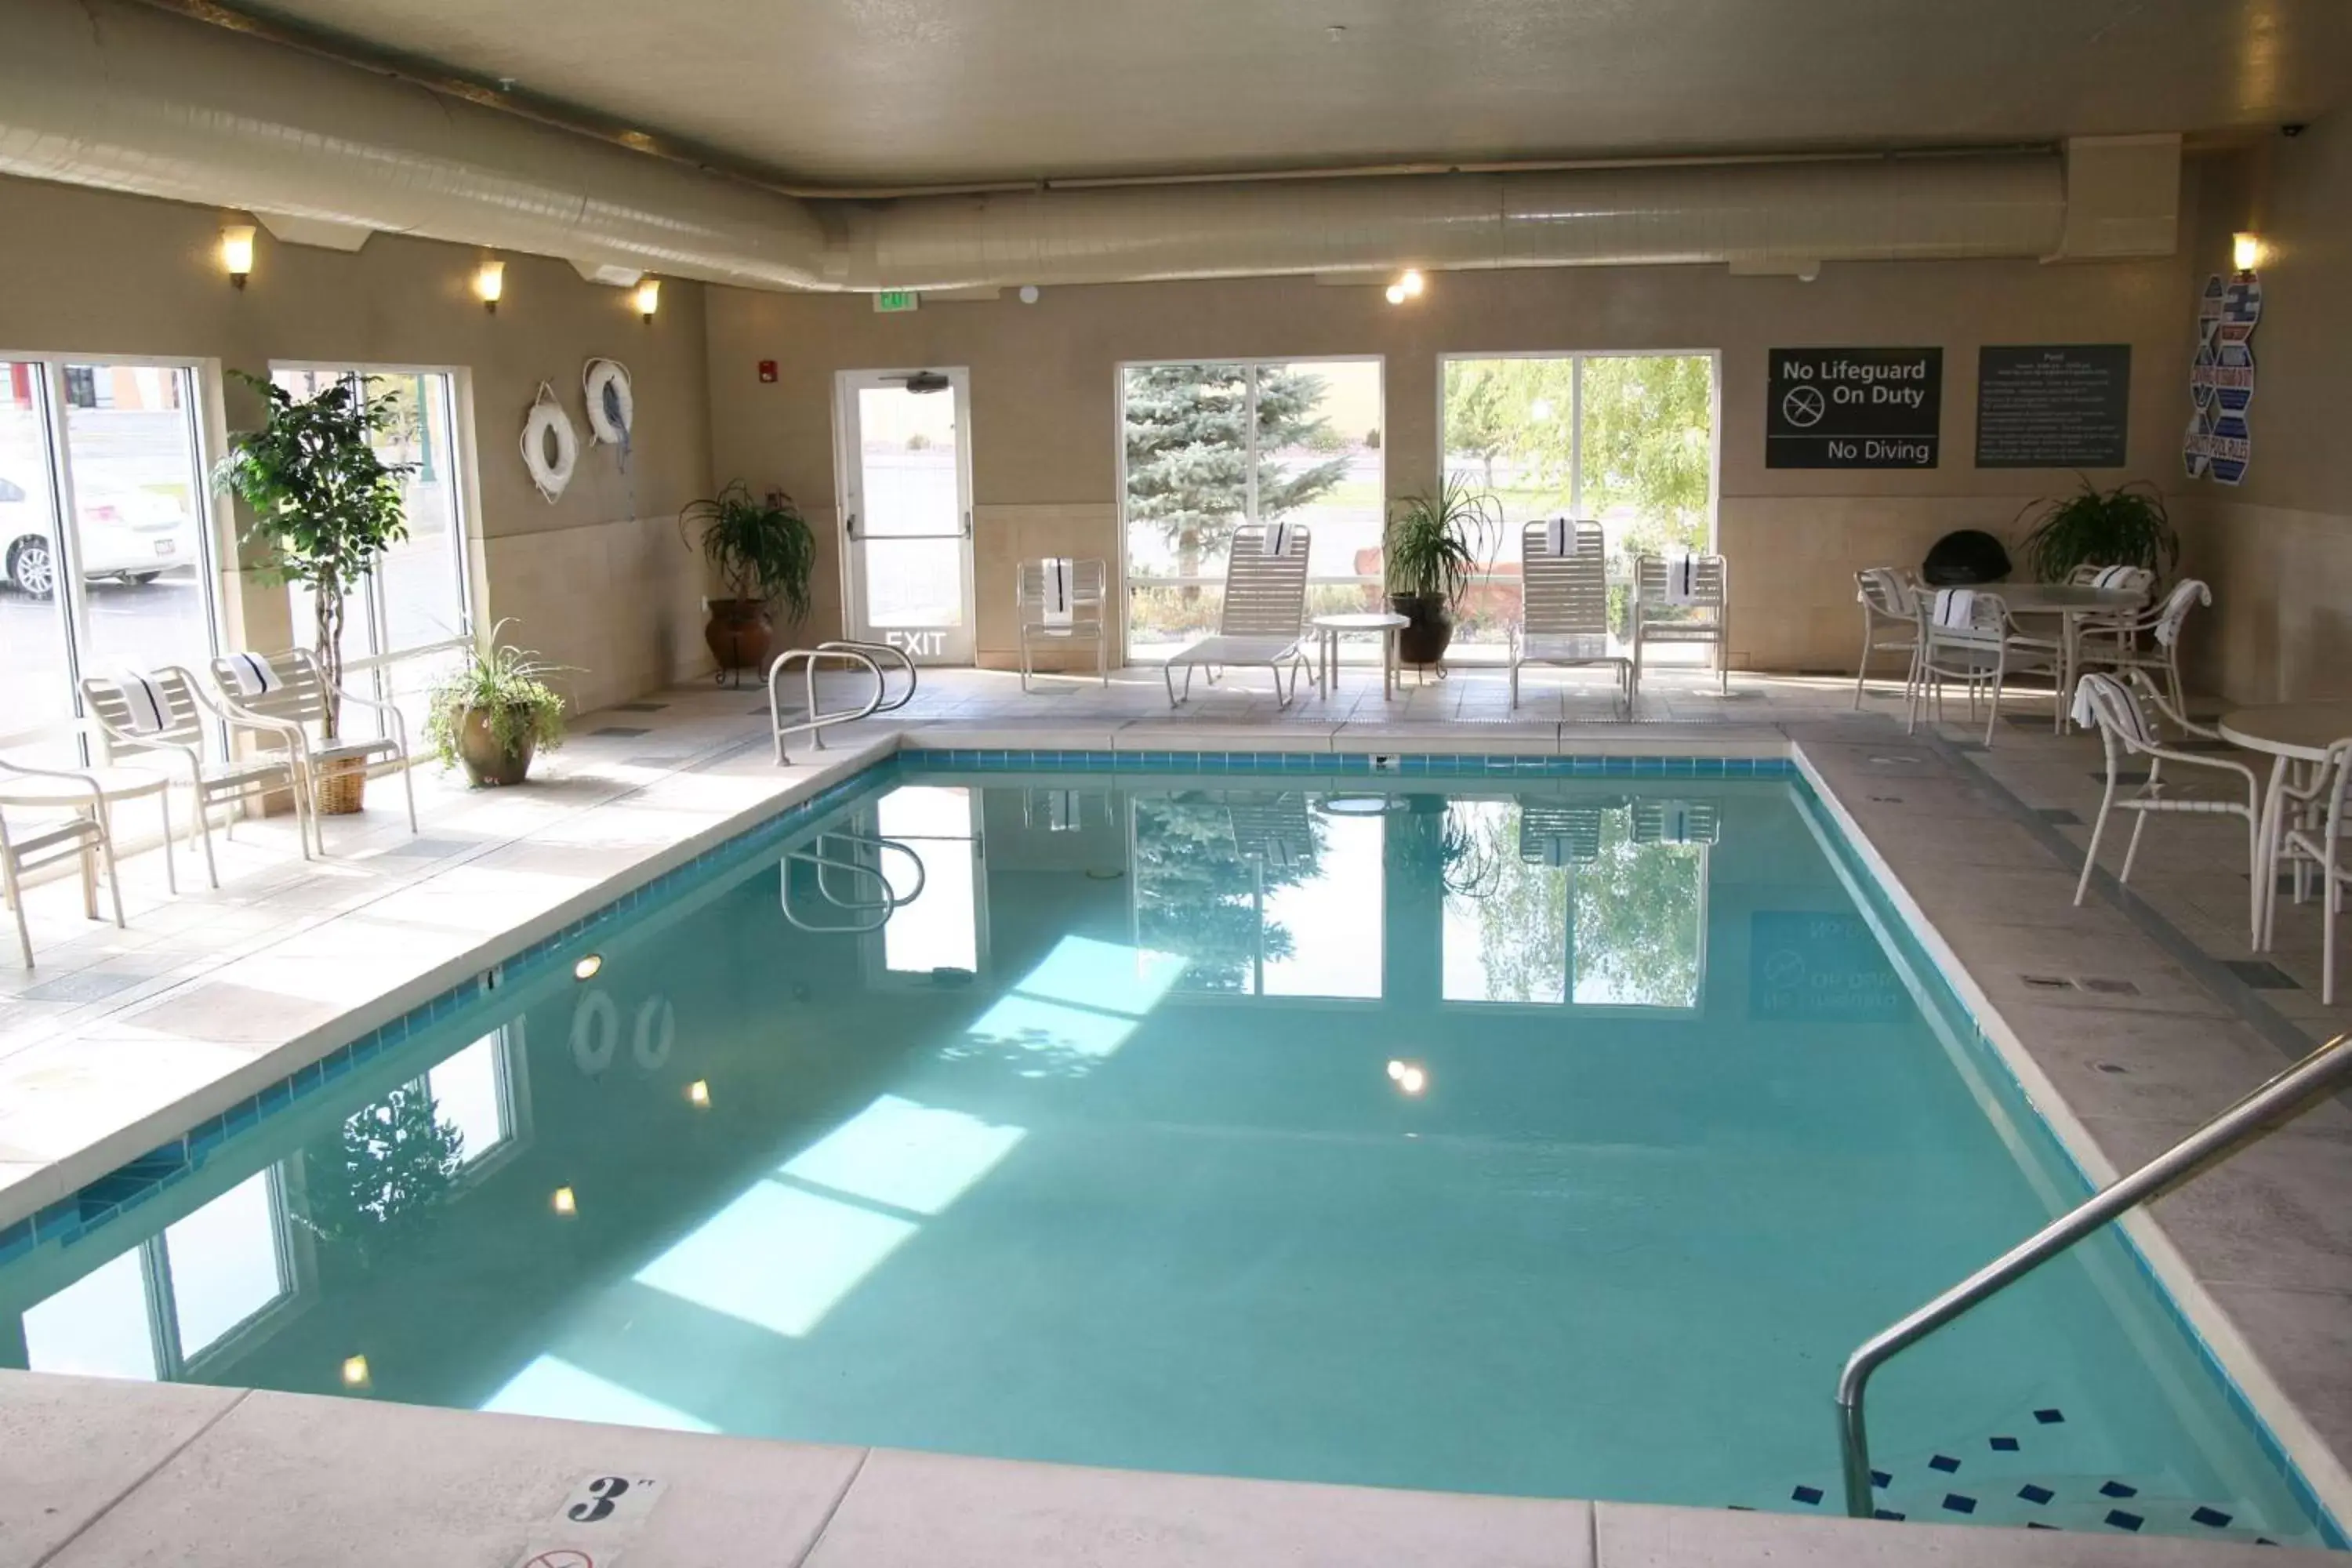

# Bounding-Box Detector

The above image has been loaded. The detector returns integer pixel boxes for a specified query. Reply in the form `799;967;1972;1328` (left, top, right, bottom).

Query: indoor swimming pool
0;759;2332;1549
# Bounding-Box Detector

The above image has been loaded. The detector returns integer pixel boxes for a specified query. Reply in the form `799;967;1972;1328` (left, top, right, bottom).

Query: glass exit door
836;368;975;665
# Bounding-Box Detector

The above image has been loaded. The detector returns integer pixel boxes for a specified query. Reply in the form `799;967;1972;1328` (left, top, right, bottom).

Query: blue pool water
0;760;2332;1547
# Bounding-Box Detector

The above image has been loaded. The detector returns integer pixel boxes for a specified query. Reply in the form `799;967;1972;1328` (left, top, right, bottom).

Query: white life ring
570;989;619;1075
583;358;634;447
521;383;579;503
631;995;674;1071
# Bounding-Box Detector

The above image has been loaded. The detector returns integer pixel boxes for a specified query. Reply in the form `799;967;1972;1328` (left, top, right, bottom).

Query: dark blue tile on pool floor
2222;959;2298;990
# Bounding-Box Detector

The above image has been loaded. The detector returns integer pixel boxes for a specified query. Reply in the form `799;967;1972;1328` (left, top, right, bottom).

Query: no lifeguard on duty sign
1766;347;1943;468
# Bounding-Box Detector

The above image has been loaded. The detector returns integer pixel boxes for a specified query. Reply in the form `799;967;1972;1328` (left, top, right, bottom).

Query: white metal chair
82;667;310;889
1853;567;1923;709
1509;521;1629;712
208;650;419;853
2071;671;2260;909
1631;554;1730;695
2268;741;2352;1004
2074;579;2210;722
0;724;140;967
1016;557;1110;691
1161;525;1312;707
1632;798;1722;846
1908;589;2061;747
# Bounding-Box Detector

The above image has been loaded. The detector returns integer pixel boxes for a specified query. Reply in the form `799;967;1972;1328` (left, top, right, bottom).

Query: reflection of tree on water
1133;793;1320;992
1449;802;1702;1007
296;1083;464;1266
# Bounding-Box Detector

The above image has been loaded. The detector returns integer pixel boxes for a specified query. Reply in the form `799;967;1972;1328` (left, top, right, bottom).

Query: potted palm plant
1384;474;1501;666
2015;477;2178;583
681;481;816;684
423;622;570;787
212;372;412;813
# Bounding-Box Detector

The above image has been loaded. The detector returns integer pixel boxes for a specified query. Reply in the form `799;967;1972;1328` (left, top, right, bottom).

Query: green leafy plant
212;372;413;739
423;620;571;772
681;480;816;622
2016;477;2178;583
296;1083;464;1264
1384;473;1501;605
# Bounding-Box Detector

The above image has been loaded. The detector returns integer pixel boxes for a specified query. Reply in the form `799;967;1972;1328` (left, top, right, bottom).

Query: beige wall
0;174;717;713
2176;123;2352;704
709;230;2194;673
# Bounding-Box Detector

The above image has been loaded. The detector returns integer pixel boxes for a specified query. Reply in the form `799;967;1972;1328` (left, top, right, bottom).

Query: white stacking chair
0;723;139;967
1631;554;1730;695
82;667;310;888
2071;671;2260;909
1518;798;1621;866
1016;557;1110;691
1632;798;1722;846
1161;525;1312;708
1908;589;2061;747
1509;521;1628;712
2270;741;2352;1004
1853;567;1923;709
209;649;419;853
2074;579;2210;722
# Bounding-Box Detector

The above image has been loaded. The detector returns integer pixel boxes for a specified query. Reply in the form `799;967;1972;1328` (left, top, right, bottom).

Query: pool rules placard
1766;347;1941;468
1976;344;2131;468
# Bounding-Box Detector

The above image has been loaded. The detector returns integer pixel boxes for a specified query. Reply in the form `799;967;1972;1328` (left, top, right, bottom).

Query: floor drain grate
2020;974;2077;992
2077;977;2141;996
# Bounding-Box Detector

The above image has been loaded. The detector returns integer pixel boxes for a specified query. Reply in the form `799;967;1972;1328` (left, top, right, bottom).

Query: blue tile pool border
2;740;2338;1549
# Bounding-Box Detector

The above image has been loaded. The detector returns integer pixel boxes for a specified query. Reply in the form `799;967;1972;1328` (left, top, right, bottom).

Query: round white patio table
2220;700;2352;948
1311;612;1410;700
1987;583;2147;734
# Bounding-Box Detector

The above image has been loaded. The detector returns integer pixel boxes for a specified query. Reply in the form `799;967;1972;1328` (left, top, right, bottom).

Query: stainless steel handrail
779;833;928;934
767;640;917;764
1835;1030;2352;1517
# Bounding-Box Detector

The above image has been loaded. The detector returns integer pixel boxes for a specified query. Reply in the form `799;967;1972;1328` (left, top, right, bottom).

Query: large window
1439;354;1719;652
1;359;216;757
1120;359;1382;662
271;367;474;737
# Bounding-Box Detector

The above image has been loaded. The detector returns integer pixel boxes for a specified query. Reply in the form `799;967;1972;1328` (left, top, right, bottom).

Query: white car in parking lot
1;475;195;599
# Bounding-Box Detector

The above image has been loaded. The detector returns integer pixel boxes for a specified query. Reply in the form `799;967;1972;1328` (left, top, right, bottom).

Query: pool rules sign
1766;347;1942;468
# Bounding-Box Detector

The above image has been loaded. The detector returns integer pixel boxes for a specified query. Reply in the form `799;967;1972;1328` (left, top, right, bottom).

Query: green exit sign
873;289;920;314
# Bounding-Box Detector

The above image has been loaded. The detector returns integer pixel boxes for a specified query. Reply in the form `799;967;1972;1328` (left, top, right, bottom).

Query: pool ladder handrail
768;640;917;764
779;830;927;933
1835;1029;2352;1519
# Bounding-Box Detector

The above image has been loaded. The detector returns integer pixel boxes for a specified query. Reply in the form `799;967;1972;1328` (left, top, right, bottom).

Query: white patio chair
1907;589;2061;747
1509;521;1629;712
1853;567;1923;709
1632;554;1730;695
2071;671;2260;909
2268;740;2351;1004
1518;799;1619;866
1161;525;1312;708
0;724;141;967
2074;579;2210;723
1016;557;1110;691
1632;798;1722;846
208;649;419;853
82;667;310;889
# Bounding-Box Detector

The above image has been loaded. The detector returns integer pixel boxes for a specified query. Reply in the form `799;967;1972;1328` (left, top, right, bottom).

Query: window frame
1114;354;1385;665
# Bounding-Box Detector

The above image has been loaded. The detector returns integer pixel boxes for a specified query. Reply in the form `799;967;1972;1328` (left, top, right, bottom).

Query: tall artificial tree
213;372;413;740
1123;364;1350;587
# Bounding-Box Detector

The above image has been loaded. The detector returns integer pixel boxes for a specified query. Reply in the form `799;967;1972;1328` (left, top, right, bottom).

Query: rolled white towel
1041;558;1075;626
110;671;169;735
225;652;283;698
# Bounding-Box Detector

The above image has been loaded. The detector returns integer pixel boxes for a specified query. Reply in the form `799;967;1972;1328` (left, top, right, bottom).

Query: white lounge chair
1508;521;1628;712
208;650;419;852
1632;553;1732;695
82;666;310;888
1017;557;1110;691
1161;524;1312;708
0;722;142;967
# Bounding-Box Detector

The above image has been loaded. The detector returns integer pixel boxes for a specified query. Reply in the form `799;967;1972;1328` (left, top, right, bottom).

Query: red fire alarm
757;359;778;383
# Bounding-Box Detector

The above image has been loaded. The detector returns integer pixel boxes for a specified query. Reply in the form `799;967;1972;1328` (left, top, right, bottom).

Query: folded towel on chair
1041;558;1074;626
1544;517;1575;557
225;652;284;698
1264;520;1295;557
110;671;169;735
1663;554;1702;605
1933;588;1979;630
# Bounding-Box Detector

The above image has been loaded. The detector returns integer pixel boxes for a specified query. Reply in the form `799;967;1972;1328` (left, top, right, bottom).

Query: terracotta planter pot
703;598;775;680
1388;592;1454;666
456;706;539;788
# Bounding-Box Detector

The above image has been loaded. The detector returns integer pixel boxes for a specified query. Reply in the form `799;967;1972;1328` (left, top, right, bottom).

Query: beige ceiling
242;0;2351;186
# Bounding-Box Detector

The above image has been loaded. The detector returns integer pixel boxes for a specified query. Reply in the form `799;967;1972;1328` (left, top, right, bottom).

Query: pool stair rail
768;638;916;764
1835;1030;2352;1523
779;830;927;935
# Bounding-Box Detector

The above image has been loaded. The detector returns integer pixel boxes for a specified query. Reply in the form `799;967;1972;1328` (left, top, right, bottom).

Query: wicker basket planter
313;753;369;816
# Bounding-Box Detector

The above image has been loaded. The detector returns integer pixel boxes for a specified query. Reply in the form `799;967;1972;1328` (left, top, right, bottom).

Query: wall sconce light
1385;283;1406;305
1398;268;1425;298
2232;231;2263;273
634;277;661;322
220;224;256;289
475;258;506;314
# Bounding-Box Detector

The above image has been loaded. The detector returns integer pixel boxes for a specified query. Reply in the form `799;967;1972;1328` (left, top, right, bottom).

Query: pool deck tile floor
1;662;2347;1565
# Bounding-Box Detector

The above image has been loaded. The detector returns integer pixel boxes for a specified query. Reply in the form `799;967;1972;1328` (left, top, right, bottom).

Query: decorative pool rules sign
1766;348;1941;468
2183;270;2260;485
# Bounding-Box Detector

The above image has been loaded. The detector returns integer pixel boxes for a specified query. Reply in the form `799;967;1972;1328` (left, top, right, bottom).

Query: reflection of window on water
873;786;982;977
1131;792;1384;998
1441;798;1706;1008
